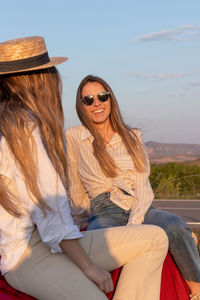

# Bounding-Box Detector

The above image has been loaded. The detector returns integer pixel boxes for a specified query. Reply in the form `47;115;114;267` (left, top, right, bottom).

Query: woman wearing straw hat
0;36;168;300
65;74;200;300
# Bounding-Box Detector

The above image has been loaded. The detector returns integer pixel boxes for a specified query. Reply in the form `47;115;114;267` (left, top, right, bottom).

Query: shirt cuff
49;225;83;254
127;216;144;226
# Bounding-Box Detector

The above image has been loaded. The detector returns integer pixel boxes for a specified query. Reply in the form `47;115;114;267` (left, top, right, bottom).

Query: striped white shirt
65;125;154;228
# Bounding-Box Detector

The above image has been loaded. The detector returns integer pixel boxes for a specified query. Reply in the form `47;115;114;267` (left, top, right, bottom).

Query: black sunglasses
82;91;110;106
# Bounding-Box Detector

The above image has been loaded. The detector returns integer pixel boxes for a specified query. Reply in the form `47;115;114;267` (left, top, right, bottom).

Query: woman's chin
92;117;106;124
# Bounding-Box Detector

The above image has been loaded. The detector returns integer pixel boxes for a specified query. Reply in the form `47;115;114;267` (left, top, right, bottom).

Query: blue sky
1;0;200;144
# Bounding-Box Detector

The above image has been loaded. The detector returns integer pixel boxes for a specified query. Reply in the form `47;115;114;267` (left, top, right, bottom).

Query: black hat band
0;52;50;72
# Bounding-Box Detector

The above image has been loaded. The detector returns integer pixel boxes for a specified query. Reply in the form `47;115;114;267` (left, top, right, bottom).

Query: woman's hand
60;238;114;294
83;262;114;294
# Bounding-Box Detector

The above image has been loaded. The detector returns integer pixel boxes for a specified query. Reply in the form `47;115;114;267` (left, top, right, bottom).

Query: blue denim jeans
87;192;130;229
87;192;200;282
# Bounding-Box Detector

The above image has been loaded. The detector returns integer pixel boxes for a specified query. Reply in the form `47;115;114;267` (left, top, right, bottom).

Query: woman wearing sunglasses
65;74;200;300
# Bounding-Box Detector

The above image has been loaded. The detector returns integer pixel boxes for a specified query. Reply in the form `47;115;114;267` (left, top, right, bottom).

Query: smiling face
81;81;111;125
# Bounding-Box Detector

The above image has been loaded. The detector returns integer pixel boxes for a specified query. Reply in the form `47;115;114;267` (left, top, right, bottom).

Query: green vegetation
149;162;200;199
149;162;200;252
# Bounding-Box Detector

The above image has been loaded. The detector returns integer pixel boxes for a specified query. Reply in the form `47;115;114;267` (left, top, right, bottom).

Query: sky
1;0;200;144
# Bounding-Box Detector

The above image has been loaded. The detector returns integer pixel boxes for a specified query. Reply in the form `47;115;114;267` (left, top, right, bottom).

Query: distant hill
181;158;200;166
145;141;200;164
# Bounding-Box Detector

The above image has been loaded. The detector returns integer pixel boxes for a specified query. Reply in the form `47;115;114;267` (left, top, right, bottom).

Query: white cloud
178;24;196;29
187;81;200;86
130;25;200;43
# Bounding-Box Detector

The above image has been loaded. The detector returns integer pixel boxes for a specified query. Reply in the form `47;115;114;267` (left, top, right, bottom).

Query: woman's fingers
83;263;114;293
98;270;113;293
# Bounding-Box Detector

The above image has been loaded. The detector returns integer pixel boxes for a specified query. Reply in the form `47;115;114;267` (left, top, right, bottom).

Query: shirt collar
80;126;94;142
80;126;121;145
109;132;122;145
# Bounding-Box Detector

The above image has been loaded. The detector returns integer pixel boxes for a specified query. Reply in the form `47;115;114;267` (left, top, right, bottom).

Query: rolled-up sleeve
127;130;154;225
31;199;83;253
127;169;154;225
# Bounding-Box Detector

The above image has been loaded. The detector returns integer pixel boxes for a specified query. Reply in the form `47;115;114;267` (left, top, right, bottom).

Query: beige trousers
5;225;168;300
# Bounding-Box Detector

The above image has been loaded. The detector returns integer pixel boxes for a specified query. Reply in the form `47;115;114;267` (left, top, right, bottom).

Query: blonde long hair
76;75;147;178
0;67;67;217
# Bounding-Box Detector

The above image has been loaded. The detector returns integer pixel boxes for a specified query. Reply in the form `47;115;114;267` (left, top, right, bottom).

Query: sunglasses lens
97;92;110;102
82;95;94;106
82;92;110;106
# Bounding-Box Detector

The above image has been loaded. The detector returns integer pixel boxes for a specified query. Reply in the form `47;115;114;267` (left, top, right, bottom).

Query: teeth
93;109;104;113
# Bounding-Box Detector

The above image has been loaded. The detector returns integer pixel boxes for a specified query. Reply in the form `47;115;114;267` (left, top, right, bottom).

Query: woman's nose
93;96;101;106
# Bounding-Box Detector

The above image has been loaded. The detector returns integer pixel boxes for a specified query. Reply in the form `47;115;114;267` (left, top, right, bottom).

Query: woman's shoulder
130;128;142;141
0;133;11;156
65;124;84;135
65;125;85;141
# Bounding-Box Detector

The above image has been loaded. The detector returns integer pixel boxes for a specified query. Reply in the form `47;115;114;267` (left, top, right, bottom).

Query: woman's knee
149;225;169;250
129;225;169;253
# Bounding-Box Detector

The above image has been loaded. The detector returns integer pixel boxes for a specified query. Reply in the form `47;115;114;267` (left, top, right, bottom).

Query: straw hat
0;36;68;75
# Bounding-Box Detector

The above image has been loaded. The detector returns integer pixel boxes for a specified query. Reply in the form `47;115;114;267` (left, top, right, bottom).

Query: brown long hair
76;75;147;178
0;67;67;217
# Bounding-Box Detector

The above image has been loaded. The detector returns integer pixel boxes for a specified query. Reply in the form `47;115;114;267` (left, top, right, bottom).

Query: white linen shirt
65;125;154;228
0;128;82;275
